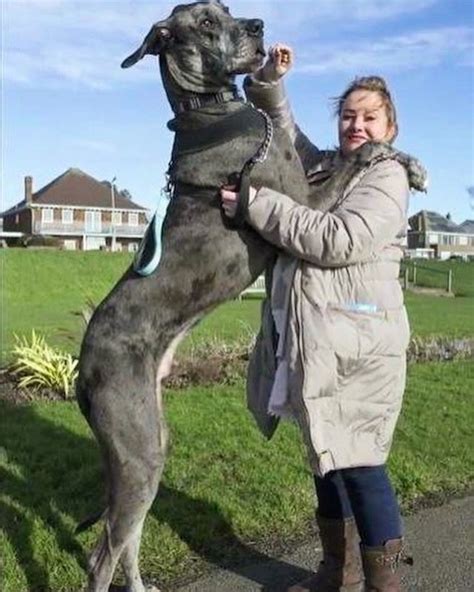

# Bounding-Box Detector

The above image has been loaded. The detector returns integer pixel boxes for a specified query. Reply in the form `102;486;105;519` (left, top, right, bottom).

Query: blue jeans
314;465;402;546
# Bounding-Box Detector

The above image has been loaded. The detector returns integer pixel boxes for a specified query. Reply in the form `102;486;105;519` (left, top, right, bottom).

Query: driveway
175;495;474;592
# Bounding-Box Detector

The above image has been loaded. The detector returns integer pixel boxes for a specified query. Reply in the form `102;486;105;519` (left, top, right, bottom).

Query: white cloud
72;139;117;154
3;0;471;89
229;0;439;33
4;46;147;91
296;27;474;75
3;1;171;89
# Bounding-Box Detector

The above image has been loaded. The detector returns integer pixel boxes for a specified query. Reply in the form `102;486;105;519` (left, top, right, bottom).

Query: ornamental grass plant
11;330;78;398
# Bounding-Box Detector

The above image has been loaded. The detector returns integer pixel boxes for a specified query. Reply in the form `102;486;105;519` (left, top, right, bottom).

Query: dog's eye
201;18;214;29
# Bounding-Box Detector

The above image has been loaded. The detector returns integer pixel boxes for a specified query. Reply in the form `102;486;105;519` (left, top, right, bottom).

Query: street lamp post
110;176;117;252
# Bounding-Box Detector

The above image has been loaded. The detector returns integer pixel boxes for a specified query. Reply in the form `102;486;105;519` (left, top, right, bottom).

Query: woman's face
338;89;395;156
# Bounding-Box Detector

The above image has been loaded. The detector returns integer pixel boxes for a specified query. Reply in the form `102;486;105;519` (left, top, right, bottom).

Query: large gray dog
76;1;309;590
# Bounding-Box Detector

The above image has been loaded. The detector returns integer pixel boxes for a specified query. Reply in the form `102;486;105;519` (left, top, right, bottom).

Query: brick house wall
3;209;32;234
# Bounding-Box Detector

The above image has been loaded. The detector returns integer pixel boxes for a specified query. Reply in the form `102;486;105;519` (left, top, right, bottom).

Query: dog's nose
246;19;264;36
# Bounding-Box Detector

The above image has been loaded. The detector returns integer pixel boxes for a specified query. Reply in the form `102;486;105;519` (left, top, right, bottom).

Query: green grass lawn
2;250;473;364
0;360;473;592
402;259;474;297
403;291;474;338
1;250;134;362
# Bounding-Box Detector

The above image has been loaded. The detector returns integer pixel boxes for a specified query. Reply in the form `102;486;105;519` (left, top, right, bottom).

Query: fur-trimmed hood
306;143;428;193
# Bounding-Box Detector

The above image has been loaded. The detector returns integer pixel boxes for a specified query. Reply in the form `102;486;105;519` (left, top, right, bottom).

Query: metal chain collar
162;161;174;200
251;108;274;166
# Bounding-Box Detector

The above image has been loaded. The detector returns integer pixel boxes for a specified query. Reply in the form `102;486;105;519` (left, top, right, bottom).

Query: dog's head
121;0;265;93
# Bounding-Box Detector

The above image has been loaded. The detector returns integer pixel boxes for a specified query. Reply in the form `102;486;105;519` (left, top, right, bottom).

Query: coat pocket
359;307;410;356
326;305;410;358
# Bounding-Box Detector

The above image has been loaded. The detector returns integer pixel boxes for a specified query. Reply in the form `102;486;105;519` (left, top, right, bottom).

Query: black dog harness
168;103;274;228
133;100;273;276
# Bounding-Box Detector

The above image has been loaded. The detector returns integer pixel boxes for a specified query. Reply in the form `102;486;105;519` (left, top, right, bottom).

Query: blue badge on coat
344;303;378;313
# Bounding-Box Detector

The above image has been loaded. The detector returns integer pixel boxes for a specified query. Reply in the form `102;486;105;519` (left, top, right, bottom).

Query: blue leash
133;192;170;277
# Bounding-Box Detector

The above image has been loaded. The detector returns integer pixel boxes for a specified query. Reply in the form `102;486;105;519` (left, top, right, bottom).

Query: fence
244;265;454;298
401;261;453;293
240;275;266;299
33;221;147;236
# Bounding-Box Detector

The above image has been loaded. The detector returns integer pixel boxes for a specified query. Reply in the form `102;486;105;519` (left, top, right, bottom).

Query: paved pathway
175;496;474;592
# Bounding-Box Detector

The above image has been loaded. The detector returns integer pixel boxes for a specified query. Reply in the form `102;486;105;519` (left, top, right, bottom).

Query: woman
221;46;427;592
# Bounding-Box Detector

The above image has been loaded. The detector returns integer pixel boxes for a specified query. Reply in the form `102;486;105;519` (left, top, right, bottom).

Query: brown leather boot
361;538;411;591
287;515;365;592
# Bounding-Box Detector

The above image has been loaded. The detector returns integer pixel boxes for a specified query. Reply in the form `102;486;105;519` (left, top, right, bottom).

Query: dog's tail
75;508;107;534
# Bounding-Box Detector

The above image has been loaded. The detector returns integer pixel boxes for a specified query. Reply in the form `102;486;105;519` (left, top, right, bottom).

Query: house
407;210;474;260
459;219;474;233
0;168;150;251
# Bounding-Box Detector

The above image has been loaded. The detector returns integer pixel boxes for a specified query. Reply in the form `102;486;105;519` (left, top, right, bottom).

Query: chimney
25;176;33;204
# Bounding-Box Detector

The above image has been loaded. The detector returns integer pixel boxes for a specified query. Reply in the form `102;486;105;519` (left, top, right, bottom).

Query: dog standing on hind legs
75;1;310;590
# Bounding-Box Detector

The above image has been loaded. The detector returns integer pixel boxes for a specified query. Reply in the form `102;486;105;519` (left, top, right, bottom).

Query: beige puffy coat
244;77;427;476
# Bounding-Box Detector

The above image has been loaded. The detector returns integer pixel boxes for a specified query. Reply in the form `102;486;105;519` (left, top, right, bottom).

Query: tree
468;186;474;209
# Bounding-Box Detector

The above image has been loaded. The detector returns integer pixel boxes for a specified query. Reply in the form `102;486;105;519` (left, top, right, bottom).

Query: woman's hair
333;75;398;142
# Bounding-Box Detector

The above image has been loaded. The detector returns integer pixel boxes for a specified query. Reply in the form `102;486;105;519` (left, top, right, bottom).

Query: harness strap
228;109;273;230
172;105;260;156
176;89;242;114
226;161;253;230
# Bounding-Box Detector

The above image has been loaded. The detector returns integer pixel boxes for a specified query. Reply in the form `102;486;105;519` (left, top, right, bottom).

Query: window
63;239;76;250
84;236;106;250
112;211;122;225
85;210;102;232
128;213;138;226
42;208;54;223
62;209;73;224
441;234;457;246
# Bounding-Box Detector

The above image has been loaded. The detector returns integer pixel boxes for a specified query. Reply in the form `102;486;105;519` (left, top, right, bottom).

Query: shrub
11;330;78;398
19;234;62;248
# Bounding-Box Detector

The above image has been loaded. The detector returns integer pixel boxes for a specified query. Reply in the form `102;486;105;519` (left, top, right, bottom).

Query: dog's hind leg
118;518;147;592
114;327;193;592
87;455;166;592
82;348;168;592
81;320;197;592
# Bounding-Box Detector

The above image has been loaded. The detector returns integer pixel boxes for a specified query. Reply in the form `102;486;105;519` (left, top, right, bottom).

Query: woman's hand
220;185;258;218
257;43;294;83
220;186;239;218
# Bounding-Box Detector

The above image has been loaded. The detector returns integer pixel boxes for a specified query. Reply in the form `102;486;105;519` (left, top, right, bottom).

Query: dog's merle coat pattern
76;3;309;591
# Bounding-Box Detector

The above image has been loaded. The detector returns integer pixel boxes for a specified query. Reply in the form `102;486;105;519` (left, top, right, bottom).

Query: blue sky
3;0;474;223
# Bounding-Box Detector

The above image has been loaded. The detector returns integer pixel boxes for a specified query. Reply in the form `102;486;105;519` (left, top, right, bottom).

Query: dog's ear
121;22;172;68
208;0;229;8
